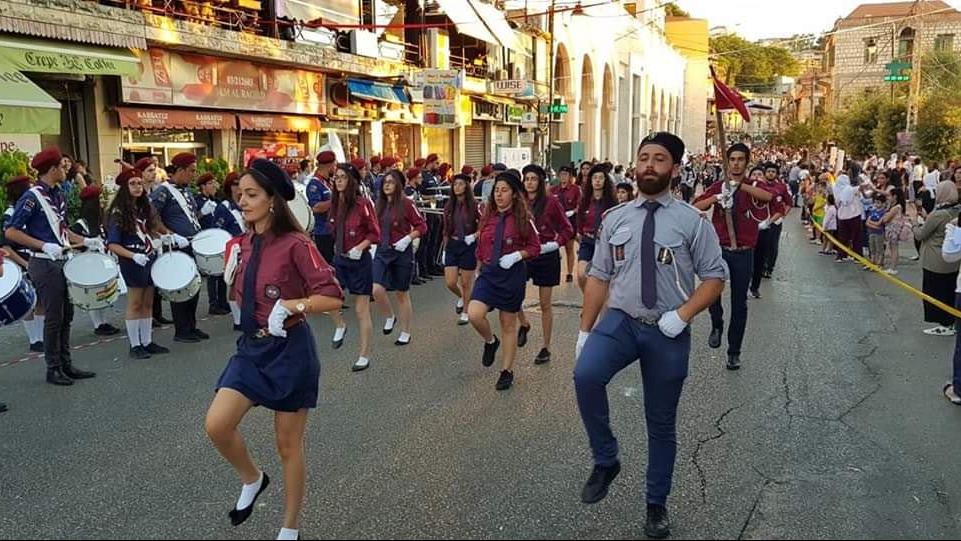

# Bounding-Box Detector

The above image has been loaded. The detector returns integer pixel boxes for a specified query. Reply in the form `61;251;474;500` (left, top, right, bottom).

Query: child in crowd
811;181;827;243
865;192;887;268
821;194;838;255
880;186;908;275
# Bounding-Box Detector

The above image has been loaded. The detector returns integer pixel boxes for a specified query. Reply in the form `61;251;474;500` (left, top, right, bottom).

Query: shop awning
347;79;410;104
0;61;61;135
117;107;236;130
469;0;519;51
434;0;499;46
238;114;321;132
0;36;140;77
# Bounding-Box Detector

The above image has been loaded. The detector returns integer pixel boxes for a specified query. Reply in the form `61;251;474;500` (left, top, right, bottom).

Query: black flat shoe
144;342;170;354
155;316;174;325
644;503;671;539
382;319;395;335
495;370;514;390
708;328;722;349
726;354;741;371
192;329;210;340
332;327;347;349
482;336;500;367
0;402;7;413
29;342;44;353
581;462;620;504
229;472;270;526
46;368;73;386
566;274;573;283
233;324;242;332
174;334;201;343
94;324;121;336
749;289;761;299
129;346;151;359
62;364;96;379
517;324;531;348
395;336;411;346
534;347;551;365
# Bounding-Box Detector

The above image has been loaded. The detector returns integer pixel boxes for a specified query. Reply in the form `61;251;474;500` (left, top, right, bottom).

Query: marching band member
197;173;230;316
467;170;540;391
551;165;580;283
150;152;208;343
204;159;343;541
214;172;245;330
106;168;169;359
75;183;121;337
5;147;101;386
442;173;480;325
328;163;380;371
372;170;427;346
516;164;574;364
575;164;618;292
135;157;174;327
307;151;335;264
2;175;43;352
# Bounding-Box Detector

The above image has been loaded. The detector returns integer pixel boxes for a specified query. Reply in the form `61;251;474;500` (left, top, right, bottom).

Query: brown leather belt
249;314;306;339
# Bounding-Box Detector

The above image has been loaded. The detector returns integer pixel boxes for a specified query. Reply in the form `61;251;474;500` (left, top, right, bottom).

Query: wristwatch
295;301;307;314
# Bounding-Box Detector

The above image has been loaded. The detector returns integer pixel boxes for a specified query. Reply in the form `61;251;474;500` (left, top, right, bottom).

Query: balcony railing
101;0;266;35
450;53;490;78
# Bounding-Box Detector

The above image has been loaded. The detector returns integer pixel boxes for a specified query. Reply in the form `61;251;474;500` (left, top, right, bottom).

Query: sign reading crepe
123;49;326;115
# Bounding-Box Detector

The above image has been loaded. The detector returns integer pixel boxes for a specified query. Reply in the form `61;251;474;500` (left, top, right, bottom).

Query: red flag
711;66;751;123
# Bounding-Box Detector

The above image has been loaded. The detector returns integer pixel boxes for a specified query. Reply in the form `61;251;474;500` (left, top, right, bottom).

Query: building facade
665;15;709;154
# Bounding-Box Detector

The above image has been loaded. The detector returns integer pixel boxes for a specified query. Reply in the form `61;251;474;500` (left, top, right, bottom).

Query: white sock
398;331;411;343
456;298;464;309
487;337;496;344
229;301;241;325
89;309;105;328
353;356;369;368
277;528;299;540
459;313;469;323
139;318;153;346
384;316;395;331
126;320;141;347
333;326;347;341
236;471;263;510
34;316;45;341
23;320;39;343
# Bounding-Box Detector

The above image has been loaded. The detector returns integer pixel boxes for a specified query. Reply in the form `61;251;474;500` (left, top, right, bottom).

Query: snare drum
289;191;314;233
0;260;36;325
151;251;202;303
192;228;232;276
64;252;121;310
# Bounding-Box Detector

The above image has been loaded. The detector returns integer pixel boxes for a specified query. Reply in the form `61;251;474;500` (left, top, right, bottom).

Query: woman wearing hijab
833;163;864;261
914;180;961;336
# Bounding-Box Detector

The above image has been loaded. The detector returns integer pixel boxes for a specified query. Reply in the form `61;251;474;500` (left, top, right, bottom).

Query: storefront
466;98;500;168
238;114;319;168
382;122;417;165
422;127;454;165
116;107;234;165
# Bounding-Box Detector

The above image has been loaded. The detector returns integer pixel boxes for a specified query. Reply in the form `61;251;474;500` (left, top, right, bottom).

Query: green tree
710;34;801;92
664;2;690;17
872;99;907;156
778;116;834;149
916;92;961;162
920;50;961;96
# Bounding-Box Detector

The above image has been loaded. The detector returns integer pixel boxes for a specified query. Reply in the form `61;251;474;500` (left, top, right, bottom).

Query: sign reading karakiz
117;107;236;130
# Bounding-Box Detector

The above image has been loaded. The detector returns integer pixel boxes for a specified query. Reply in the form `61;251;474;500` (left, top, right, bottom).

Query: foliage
832;94;906;158
872;99;907;157
916;92;961;163
65;184;81;226
0;150;31;211
710;33;801;92
198;157;230;184
920;50;961;97
777;116;835;149
664;2;689;17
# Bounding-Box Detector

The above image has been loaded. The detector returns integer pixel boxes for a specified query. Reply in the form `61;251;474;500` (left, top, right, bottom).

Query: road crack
691;404;742;503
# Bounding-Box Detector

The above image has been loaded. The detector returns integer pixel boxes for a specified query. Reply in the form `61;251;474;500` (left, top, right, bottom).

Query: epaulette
602;201;628;219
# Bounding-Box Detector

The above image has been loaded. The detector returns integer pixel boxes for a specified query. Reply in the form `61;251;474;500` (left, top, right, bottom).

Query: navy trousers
709;249;753;356
574;309;691;505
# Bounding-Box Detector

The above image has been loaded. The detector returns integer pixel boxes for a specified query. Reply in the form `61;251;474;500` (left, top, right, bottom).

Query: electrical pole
906;0;924;133
810;72;817;121
545;0;555;170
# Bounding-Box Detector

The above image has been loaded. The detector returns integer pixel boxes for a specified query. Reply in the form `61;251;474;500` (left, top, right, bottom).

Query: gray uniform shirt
589;191;729;321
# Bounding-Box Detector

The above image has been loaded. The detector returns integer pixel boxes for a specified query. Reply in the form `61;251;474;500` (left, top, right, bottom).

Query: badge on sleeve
265;285;281;299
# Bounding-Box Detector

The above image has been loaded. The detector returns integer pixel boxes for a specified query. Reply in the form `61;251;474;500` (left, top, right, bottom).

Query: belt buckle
253;328;270;339
637;316;659;326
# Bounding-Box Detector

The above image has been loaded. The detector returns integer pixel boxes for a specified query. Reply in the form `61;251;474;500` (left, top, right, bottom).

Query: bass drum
0;260;36;325
63;252;120;310
289;191;315;233
152;251;202;303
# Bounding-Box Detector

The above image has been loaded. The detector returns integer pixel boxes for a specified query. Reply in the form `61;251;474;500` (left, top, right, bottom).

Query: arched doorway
579;55;596;158
601;64;615;162
554;42;573;142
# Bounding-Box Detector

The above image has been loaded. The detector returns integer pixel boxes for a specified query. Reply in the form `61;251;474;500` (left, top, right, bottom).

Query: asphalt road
0;215;959;540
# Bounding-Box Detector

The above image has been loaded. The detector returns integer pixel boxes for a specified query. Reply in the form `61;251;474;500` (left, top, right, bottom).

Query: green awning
0;61;61;135
0;36;140;77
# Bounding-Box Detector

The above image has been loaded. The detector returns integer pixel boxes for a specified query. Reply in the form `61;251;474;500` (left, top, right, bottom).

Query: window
897;27;915;61
864;38;878;64
631;75;641;147
935;34;955;52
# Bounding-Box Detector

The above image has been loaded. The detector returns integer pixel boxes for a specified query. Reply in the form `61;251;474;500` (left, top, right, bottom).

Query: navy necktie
455;204;466;239
240;235;264;333
592;201;603;235
641;201;661;309
491;213;507;261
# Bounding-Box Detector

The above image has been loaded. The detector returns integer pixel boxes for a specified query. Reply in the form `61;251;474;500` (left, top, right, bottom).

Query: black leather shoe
144;343;170;354
644;503;671;539
517;324;531;348
192;329;210;340
580;462;620;504
332;327;347;349
174;334;201;343
394;335;411;346
130;346;151;359
46;368;74;386
233;324;242;332
726;354;741;371
566;274;574;283
534;347;551;365
155;316;174;325
495;370;514;390
62;364;96;379
749;289;761;299
229;472;270;526
708;328;722;349
482;336;500;367
94;324;121;336
29;341;44;353
0;402;7;413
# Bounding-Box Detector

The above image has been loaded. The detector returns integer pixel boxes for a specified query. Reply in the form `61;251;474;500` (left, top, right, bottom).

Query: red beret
351;158;367;170
115;168;141;187
481;164;494;176
439;163;451;175
224;171;239;188
369;155;381;165
171;152;197;169
316;151;336;164
31;147;63;174
80;184;102;200
414;158;426;168
380;156;397;168
461;166;474;175
426;153;439;163
406;167;421;181
196;173;216;186
133;157;154;172
6;174;31;187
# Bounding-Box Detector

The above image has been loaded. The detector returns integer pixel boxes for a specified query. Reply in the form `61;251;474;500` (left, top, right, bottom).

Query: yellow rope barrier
811;220;961;320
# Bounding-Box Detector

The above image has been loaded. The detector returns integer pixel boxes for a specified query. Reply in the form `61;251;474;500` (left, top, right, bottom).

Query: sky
674;0;961;41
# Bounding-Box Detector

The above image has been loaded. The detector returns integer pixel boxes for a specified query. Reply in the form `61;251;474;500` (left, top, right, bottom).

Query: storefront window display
383;123;415;165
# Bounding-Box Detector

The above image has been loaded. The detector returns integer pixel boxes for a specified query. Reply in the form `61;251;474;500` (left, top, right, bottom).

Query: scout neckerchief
221;200;247;233
29;185;69;246
162;182;201;231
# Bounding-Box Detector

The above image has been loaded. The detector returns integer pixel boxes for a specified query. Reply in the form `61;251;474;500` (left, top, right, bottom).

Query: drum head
192;228;232;256
290;193;314;232
0;260;23;297
64;253;119;286
151;252;197;289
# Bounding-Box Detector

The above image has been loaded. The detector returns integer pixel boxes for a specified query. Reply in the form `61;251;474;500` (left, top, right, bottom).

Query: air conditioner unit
379;41;405;62
349;29;380;58
295;27;336;48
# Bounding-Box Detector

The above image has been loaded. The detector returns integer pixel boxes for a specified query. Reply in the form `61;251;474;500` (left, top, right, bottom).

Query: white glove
576;330;590;360
657;310;688;339
224;242;241;286
368;244;378;258
348;247;363;260
758;219;771;230
150;237;163;251
41;243;63;259
540;241;560;254
83;237;104;251
917;216;925;226
498;251;523;269
160;234;174;246
412;237;421;251
268;299;292;338
441;250;447;263
201;200;217;216
132;253;150;267
172;233;190;249
565;210;575;218
393;234;413;252
464;233;477;246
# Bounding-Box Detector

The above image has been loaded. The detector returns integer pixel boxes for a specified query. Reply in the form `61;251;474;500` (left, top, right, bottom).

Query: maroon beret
196;173;215;186
438;163;451;175
369;155;381;165
224;171;239;188
133;157;154;172
351;158;367;171
171;152;197;169
406;167;421;181
115;168;141;187
31;147;63;174
426;153;439;163
80;184;102;200
461;166;474;175
481;164;494;176
316;151;336;164
380;156;398;168
414;158;426;168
